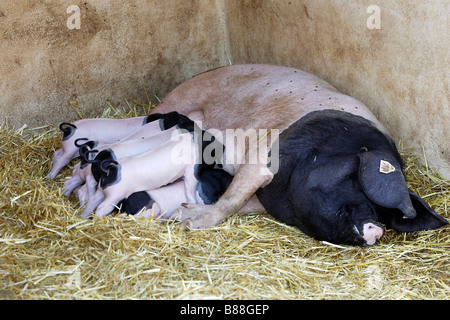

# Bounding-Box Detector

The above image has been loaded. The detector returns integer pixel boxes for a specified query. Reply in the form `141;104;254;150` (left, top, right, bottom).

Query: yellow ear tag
379;160;396;174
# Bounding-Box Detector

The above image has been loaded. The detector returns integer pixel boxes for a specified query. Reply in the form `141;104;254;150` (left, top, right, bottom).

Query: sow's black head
257;110;448;246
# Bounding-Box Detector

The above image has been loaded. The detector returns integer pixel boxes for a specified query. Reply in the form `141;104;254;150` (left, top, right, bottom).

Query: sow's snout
360;222;384;246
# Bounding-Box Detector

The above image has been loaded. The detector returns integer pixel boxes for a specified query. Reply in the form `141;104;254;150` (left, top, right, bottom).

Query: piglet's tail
59;122;77;141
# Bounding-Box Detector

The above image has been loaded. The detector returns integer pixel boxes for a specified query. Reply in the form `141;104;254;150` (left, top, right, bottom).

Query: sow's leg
172;163;273;229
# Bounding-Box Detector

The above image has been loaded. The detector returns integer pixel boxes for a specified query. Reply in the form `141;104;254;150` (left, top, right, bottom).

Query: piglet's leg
172;163;273;229
47;149;78;179
77;184;90;206
82;188;105;218
46;149;63;179
85;174;98;198
95;193;126;217
77;175;97;206
182;165;199;204
63;176;84;196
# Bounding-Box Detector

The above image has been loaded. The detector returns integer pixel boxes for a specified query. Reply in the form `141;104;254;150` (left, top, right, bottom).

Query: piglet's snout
362;222;385;246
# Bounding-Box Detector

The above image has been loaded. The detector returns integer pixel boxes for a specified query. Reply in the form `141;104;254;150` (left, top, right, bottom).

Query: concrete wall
224;0;449;178
0;0;448;177
0;0;229;126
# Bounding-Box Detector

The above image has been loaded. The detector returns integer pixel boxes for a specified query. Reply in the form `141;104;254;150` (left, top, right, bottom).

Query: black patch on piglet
79;147;98;169
76;138;98;169
144;111;194;131
89;149;117;182
193;127;232;204
144;111;180;125
161;112;193;131
116;191;155;215
195;165;233;205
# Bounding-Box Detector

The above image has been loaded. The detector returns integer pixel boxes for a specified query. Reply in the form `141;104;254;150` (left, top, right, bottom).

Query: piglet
117;164;234;218
73;113;195;203
47;116;147;179
47;111;188;179
81;131;200;218
116;181;195;219
62;125;183;197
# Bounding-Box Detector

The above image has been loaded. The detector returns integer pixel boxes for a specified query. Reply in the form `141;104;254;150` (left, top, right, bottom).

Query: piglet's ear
358;151;416;219
377;190;448;232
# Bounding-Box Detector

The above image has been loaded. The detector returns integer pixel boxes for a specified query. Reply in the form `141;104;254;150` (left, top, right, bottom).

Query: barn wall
0;0;229;126
224;0;449;178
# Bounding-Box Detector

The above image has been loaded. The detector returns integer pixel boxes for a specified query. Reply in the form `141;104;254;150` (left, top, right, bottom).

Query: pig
145;64;447;246
256;109;448;245
103;116;232;218
47;111;188;179
81;130;202;218
77;113;196;202
116;165;234;218
118;182;194;219
48;116;148;179
62;124;185;197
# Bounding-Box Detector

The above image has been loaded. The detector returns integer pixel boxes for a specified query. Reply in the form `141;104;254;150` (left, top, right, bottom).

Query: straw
0;102;448;300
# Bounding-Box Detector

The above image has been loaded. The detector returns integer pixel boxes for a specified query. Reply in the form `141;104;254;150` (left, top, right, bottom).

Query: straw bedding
0;103;448;300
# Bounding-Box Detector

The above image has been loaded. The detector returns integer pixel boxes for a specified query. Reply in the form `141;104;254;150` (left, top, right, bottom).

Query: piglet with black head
107;115;233;218
115;166;233;219
257;109;448;246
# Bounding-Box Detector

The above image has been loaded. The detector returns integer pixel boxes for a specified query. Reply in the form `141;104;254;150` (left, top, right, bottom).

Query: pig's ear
377;190;448;232
306;156;358;190
358;151;416;219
